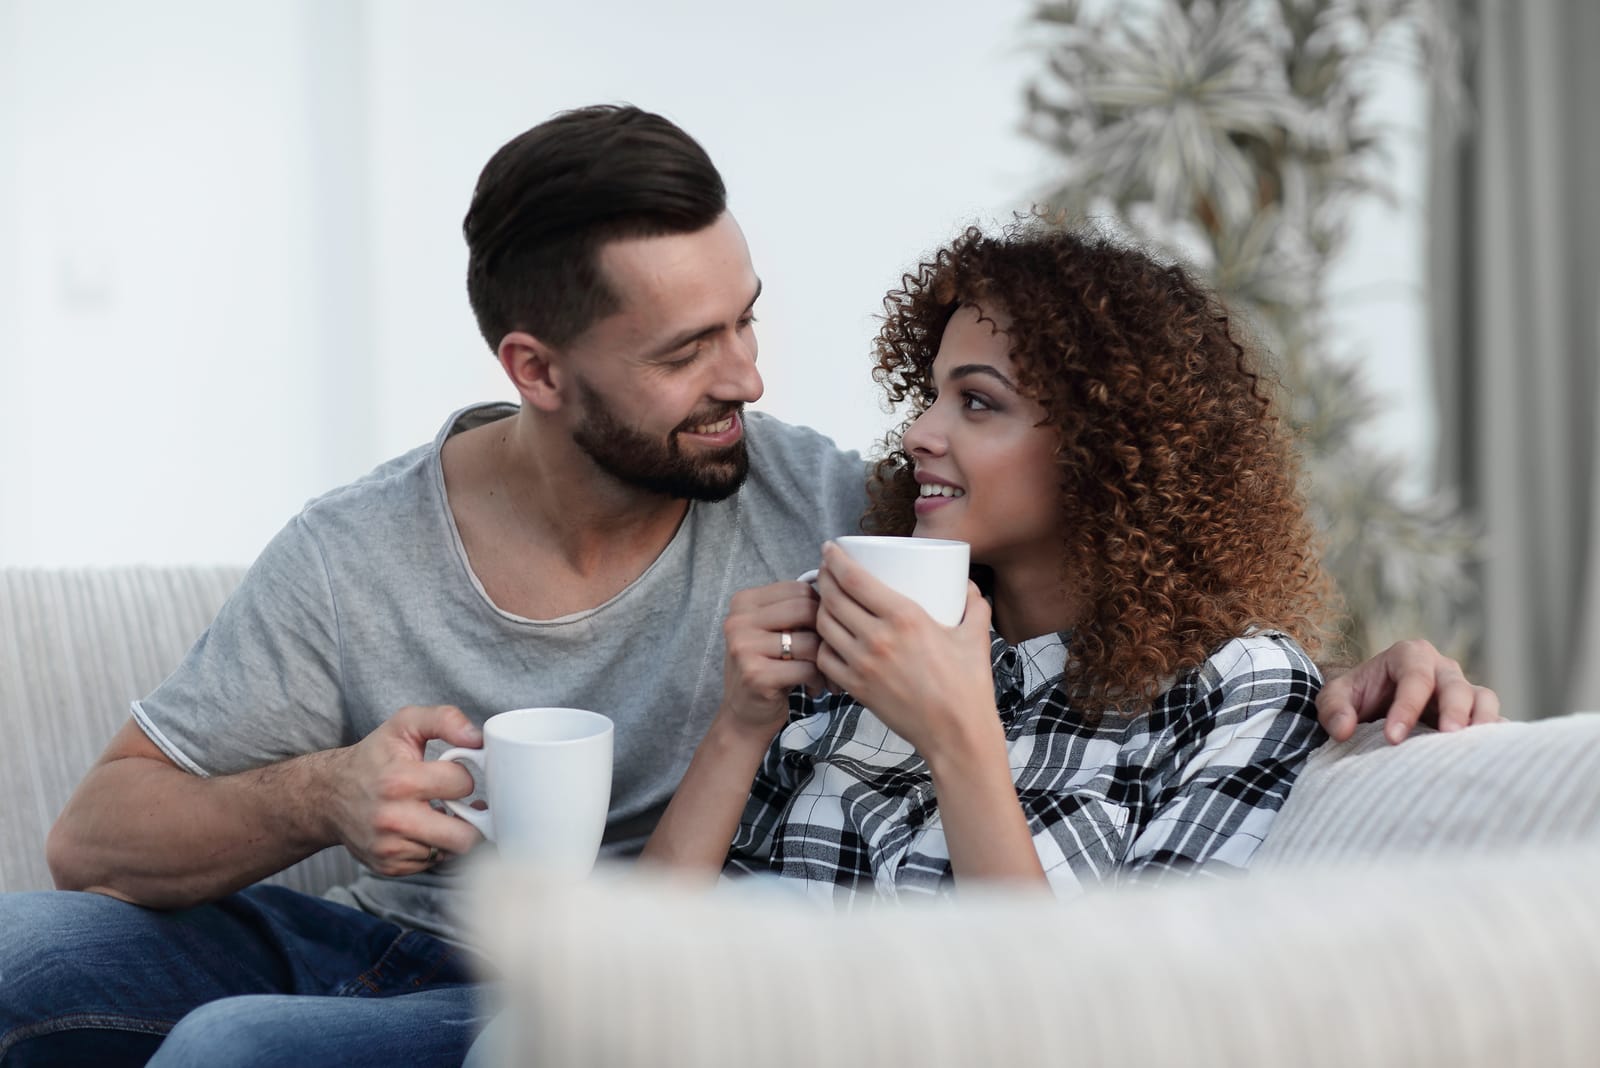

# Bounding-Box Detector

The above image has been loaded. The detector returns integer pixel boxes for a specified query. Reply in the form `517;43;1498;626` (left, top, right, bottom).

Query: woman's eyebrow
946;363;1018;391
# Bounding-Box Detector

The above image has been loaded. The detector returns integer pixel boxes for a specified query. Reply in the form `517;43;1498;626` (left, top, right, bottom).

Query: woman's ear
497;331;564;412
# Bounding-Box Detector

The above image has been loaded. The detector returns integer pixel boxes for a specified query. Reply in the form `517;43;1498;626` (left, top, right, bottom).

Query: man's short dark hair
463;104;727;351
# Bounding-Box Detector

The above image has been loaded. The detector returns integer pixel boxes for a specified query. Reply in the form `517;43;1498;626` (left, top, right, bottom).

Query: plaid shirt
725;630;1324;908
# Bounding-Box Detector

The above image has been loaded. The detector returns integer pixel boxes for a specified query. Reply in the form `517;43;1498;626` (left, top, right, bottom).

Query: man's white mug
438;707;613;878
799;535;970;626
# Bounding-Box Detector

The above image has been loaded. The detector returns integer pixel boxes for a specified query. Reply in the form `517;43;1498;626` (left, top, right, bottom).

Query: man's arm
47;707;484;909
1317;639;1503;744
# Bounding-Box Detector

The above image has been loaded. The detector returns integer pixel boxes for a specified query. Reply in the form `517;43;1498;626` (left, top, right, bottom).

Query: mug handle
796;568;819;586
437;747;495;840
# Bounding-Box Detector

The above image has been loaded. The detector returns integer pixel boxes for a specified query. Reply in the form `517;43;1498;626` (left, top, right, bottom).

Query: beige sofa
5;568;1600;1065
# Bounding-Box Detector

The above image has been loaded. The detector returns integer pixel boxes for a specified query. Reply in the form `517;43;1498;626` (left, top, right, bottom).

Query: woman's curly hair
864;220;1339;713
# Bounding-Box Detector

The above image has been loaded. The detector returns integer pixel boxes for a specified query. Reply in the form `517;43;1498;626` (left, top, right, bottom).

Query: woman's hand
812;543;997;761
718;580;827;737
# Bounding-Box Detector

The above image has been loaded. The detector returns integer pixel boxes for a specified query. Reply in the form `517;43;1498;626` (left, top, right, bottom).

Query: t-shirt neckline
428;401;698;627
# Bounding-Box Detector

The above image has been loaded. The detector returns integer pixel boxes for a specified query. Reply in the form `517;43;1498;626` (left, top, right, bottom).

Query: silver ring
425;845;440;866
779;631;794;660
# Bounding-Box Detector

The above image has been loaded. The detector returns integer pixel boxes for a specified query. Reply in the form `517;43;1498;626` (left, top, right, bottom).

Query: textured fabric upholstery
1255;714;1600;868
0;567;357;895
475;715;1600;1067
481;844;1600;1067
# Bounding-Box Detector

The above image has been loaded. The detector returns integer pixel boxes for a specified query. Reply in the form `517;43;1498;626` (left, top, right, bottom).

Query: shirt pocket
1017;787;1132;898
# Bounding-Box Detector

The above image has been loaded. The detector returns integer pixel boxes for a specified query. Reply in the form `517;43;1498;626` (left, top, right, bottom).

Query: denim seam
333;932;461;997
1;1011;176;1055
404;943;462;990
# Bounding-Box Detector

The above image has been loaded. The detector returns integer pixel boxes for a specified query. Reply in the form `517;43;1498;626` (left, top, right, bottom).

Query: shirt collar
990;629;1071;698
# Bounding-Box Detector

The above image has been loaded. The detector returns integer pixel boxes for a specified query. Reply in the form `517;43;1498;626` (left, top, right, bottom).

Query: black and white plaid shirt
725;630;1324;908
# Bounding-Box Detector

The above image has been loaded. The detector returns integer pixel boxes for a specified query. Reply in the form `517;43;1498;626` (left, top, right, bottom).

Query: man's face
563;212;764;501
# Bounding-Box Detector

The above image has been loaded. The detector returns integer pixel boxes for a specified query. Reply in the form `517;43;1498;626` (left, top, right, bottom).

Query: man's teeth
688;416;735;434
919;483;964;498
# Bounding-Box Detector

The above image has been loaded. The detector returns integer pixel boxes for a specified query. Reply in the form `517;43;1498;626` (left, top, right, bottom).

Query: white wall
0;0;1429;566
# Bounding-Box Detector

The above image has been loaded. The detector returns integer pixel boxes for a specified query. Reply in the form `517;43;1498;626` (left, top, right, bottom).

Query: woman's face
903;304;1064;574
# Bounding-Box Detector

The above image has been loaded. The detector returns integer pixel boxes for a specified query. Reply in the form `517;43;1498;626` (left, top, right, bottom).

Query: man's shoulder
289;402;512;553
295;442;434;528
743;410;856;462
742;411;870;512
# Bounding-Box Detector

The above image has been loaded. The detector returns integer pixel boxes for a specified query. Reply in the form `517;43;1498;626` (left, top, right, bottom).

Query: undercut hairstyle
865;219;1339;713
463;104;727;351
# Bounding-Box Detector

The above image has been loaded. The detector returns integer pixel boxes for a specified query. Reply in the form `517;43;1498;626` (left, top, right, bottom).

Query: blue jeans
0;885;491;1066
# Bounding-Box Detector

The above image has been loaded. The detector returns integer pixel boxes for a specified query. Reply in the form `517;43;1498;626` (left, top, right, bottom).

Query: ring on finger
425;845;440;866
779;631;794;660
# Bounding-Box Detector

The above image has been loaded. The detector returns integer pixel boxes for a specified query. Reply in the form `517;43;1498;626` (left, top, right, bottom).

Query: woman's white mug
438;707;613;879
799;535;970;626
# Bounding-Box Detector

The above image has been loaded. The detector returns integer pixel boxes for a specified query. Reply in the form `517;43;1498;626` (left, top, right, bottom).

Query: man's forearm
47;749;341;909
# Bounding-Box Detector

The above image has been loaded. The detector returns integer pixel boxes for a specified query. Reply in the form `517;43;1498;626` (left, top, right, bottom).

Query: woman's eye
961;392;992;412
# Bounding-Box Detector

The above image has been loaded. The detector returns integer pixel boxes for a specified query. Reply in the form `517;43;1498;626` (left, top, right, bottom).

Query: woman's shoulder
1193;631;1322;692
1136;631;1324;772
1145;631;1322;730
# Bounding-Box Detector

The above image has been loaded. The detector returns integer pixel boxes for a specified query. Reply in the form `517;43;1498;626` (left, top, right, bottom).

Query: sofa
0;567;353;896
5;567;1600;1065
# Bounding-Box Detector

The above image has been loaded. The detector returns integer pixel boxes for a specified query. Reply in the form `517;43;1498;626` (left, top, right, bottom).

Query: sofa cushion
1255;716;1600;869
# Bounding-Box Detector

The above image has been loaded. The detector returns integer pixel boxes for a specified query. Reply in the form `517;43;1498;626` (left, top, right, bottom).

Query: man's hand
1317;639;1502;744
718;581;827;736
321;705;486;876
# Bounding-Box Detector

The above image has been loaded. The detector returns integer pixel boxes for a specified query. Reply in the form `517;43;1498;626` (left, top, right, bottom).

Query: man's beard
571;381;750;502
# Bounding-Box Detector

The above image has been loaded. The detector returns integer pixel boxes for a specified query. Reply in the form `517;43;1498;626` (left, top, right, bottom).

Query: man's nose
713;333;763;403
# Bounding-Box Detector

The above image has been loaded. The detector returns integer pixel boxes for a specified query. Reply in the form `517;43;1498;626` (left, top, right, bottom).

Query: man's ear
497;331;565;412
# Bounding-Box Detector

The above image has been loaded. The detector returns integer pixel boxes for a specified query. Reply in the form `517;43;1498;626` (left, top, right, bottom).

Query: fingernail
1441;720;1461;733
1386;722;1408;744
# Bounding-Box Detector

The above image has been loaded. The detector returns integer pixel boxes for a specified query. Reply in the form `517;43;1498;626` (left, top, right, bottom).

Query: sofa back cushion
0;567;356;895
1255;715;1600;869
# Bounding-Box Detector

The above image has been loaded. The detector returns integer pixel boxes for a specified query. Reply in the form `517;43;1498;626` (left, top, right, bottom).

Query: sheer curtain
1429;0;1600;718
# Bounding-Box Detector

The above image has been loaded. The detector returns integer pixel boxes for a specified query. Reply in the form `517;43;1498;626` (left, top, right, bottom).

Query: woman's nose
902;406;945;456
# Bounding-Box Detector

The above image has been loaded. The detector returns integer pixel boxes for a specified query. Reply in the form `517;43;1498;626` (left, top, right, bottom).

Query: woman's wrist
919;699;1007;780
709;703;787;752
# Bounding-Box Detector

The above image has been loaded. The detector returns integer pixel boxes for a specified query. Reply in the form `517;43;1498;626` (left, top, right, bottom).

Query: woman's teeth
919;483;964;498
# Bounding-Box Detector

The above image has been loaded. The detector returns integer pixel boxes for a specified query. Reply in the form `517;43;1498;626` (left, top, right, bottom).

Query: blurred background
1;0;1594;718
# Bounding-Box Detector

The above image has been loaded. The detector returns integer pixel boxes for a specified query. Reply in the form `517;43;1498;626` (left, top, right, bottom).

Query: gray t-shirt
132;403;870;944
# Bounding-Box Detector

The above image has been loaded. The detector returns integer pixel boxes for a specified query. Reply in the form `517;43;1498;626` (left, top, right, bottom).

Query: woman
642;220;1335;903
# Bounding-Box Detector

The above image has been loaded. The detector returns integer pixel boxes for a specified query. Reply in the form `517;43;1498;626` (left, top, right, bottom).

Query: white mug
438;707;613;878
799;535;970;626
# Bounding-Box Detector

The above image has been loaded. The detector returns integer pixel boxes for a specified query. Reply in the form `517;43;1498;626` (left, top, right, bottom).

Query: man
0;105;1498;1066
